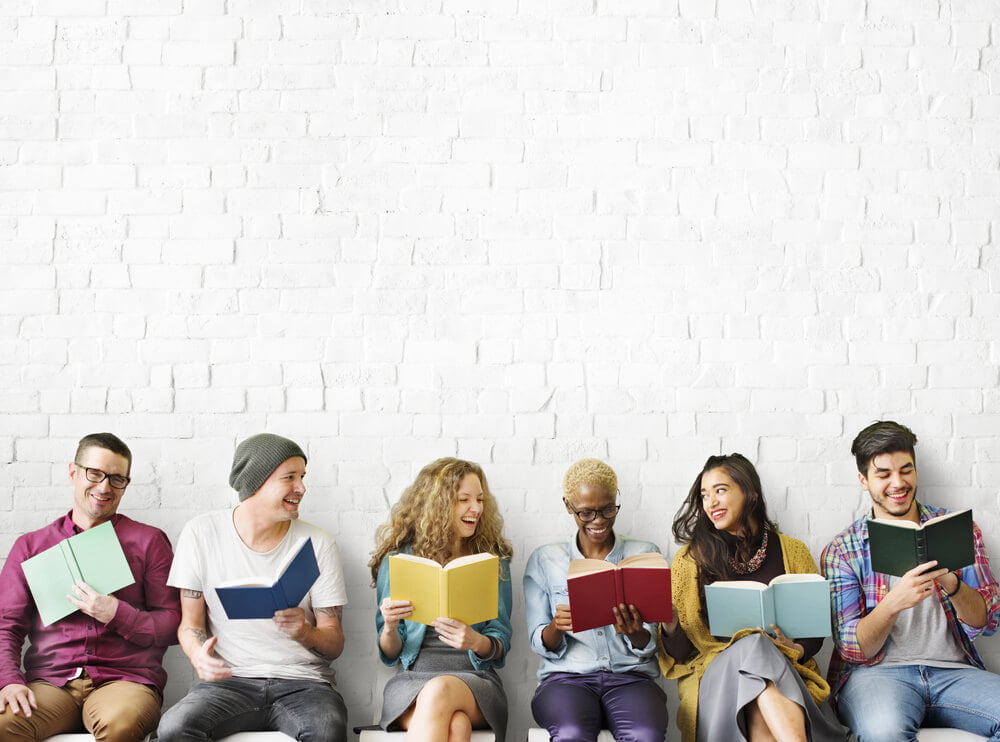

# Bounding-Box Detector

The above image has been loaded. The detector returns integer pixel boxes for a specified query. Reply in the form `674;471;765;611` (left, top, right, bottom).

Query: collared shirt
0;511;181;692
374;546;513;672
523;532;661;681
821;502;1000;694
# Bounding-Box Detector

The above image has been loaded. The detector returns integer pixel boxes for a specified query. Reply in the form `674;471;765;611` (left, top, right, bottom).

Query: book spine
60;541;83;584
440;570;449;620
614;569;625;608
915;531;927;563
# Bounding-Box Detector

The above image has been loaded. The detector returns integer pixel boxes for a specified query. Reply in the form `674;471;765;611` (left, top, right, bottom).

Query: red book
566;552;672;633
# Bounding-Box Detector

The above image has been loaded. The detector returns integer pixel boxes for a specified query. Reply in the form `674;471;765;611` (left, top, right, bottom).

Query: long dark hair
672;453;777;585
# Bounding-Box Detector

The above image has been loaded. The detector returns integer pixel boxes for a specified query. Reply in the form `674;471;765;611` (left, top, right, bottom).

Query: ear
857;470;868;491
68;461;77;482
563;498;574;514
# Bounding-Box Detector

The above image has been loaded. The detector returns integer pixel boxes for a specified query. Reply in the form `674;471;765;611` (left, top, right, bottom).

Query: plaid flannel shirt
821;502;1000;695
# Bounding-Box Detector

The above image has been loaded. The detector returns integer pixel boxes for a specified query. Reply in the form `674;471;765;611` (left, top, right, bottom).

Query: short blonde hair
563;458;618;500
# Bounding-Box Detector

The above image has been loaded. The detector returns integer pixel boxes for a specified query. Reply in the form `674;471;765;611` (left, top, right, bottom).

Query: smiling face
70;446;131;530
451;472;484;541
860;451;918;521
701;466;747;536
566;482;618;557
247;456;307;522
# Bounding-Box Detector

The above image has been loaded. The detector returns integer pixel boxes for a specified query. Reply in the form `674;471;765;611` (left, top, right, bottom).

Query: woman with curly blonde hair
369;458;513;742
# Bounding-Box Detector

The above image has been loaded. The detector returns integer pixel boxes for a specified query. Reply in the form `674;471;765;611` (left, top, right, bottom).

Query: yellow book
389;552;499;626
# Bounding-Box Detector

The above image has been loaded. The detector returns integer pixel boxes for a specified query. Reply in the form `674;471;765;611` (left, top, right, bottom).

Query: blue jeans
531;670;668;742
837;664;1000;741
157;676;347;742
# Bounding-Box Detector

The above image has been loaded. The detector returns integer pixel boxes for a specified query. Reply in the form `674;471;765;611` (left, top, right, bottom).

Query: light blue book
704;573;831;639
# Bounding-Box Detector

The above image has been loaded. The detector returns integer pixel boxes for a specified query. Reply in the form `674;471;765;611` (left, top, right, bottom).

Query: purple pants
531;671;668;742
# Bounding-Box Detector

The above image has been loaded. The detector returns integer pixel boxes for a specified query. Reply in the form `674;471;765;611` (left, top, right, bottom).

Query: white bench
357;730;494;741
47;734;292;741
358;727;496;742
849;730;986;742
528;730;615;741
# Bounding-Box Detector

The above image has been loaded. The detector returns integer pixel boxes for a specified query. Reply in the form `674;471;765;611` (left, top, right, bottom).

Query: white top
168;510;348;684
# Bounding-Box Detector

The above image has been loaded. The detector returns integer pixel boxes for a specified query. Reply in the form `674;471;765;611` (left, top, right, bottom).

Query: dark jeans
531;670;668;742
157;676;347;742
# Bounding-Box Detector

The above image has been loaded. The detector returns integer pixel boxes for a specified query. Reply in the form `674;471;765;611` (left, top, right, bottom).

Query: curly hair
672;453;777;586
368;457;513;586
563;458;618;499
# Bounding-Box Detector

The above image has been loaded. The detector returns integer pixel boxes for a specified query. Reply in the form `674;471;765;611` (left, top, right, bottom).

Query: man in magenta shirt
0;432;181;742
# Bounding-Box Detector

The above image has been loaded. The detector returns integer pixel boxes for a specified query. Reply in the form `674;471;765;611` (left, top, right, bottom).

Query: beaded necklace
728;529;768;575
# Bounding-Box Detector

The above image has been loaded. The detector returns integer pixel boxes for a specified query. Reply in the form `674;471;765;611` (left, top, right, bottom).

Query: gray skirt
697;633;847;742
379;631;508;740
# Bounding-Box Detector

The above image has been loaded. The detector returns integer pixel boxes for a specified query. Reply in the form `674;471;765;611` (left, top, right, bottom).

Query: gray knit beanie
230;433;307;502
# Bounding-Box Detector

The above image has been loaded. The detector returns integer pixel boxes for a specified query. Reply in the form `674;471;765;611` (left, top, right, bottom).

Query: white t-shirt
168;510;348;684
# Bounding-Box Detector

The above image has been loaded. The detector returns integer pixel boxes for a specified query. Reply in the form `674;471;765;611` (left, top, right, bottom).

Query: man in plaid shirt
822;420;1000;741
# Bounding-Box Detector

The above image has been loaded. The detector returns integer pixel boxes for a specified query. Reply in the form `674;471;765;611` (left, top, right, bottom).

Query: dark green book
20;521;135;626
868;508;974;577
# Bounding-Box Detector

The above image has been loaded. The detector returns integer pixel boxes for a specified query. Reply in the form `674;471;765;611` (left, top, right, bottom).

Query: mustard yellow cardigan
658;532;831;742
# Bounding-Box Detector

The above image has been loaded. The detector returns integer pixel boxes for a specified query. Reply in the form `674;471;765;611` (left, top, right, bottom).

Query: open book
567;552;672;633
389;552;499;626
704;573;831;638
216;537;320;619
21;520;136;627
868;508;974;577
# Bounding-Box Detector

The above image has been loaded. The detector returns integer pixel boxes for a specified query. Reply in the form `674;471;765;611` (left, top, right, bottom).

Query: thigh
267;679;347;742
156;678;268;741
531;674;604;742
83;681;161;742
602;674;668;742
925;666;1000;738
0;680;82;740
836;665;924;742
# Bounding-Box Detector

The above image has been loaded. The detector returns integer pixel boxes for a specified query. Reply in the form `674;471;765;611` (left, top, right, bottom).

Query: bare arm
177;589;232;681
273;605;345;661
856;561;949;658
938;571;987;628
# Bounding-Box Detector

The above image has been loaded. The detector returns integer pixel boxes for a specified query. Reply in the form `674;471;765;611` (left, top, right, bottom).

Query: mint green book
20;521;136;626
704;573;832;639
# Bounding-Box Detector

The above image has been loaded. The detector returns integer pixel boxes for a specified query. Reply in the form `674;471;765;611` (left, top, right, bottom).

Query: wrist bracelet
945;572;962;598
482;635;501;661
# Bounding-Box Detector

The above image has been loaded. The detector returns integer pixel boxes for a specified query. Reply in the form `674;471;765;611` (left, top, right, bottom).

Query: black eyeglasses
75;463;131;490
564;500;621;522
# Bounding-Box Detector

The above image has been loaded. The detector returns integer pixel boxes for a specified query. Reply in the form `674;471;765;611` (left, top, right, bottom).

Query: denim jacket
523;533;661;680
375;547;513;671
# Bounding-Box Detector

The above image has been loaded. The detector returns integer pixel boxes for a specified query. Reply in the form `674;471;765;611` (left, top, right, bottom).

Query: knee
91;715;159;742
845;712;915;742
619;726;667;742
155;705;192;742
415;676;464;715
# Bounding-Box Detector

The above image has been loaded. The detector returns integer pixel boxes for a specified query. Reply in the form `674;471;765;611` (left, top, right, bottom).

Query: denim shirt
375;548;513;671
523;533;662;680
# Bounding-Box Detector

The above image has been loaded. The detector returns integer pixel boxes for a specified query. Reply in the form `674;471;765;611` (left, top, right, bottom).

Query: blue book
215;537;319;620
704;573;831;639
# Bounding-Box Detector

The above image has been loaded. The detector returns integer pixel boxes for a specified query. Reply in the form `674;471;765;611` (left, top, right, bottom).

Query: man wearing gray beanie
158;434;349;742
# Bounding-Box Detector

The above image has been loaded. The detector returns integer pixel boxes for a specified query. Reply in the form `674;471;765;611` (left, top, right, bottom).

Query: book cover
389;552;499;626
20;521;136;627
868;508;974;577
215;537;320;620
704;573;831;639
566;552;672;633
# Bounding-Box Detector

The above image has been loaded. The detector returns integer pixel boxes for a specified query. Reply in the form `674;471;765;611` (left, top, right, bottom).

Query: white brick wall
2;1;999;740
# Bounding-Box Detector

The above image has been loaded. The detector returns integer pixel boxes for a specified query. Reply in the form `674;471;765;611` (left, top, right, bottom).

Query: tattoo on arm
316;606;343;621
184;627;209;644
181;589;203;599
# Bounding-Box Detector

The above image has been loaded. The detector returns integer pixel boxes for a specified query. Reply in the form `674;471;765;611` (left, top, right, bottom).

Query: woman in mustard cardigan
659;454;846;742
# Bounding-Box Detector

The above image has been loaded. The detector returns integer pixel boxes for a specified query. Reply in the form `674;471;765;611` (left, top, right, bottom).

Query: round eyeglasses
564;501;621;522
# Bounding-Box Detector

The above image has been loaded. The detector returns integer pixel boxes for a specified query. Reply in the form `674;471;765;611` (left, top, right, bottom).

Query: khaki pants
0;672;160;742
